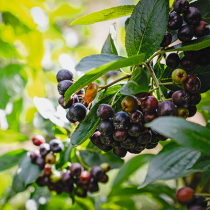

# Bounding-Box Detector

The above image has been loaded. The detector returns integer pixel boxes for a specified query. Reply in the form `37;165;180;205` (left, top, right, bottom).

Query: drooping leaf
190;155;210;171
70;85;123;145
17;153;41;186
0;149;26;172
64;54;145;102
120;67;149;95
112;154;154;188
79;150;123;169
140;146;200;188
125;0;169;58
147;117;210;154
101;23;118;55
165;35;210;53
71;5;135;25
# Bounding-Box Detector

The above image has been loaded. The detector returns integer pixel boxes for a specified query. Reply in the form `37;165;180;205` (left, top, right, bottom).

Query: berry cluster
90;96;168;158
176;187;208;210
30;135;110;197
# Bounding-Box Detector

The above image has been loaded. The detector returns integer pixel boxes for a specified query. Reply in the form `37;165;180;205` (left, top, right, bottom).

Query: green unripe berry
172;69;187;84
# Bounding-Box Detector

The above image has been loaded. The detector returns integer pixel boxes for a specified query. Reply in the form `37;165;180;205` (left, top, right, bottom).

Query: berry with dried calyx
121;95;139;113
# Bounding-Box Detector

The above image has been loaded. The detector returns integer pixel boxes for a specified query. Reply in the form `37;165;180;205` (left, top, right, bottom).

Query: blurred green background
1;0;210;209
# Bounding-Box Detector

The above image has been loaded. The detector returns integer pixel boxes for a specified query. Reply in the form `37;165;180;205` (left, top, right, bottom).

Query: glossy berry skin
194;21;209;37
121;95;139;113
36;156;45;169
97;104;114;120
141;96;158;113
173;0;189;14
90;131;102;146
45;152;56;164
183;75;201;94
176;187;195;205
144;112;158;123
61;170;73;184
113;148;127;158
172;69;187;84
44;165;52;176
160;31;172;47
100;135;115;146
120;137;136;149
49;139;64;153
56;69;73;82
98;119;114;136
180;56;197;72
130;110;144;124
100;163;111;172
189;92;201;106
85;82;99;104
184;7;201;26
157;101;176;116
30;150;40;163
128;123;143;137
187;196;207;208
113;111;130;130
167;90;174;99
57;80;73;95
177;107;189;118
91;166;104;181
80;171;91;184
178;24;194;42
113;129;128;141
58;96;74;109
32;134;45;146
168;13;183;30
66;103;87;122
187;105;197;117
39;143;50;157
99;174;109;183
172;90;190;106
137;131;152;144
70;163;84;177
166;53;180;68
184;51;200;59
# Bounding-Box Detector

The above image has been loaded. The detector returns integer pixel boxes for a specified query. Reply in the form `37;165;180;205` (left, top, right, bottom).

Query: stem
147;51;162;63
98;74;131;91
195;193;210;197
145;63;165;101
159;82;174;86
76;150;90;170
119;68;129;76
149;87;158;92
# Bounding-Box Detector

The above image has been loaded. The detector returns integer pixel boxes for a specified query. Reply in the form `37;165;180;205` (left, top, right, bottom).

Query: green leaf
200;171;210;187
101;23;118;55
79;150;123;169
0;149;26;172
165;35;210;52
64;53;145;102
190;155;210;171
125;0;169;58
70;85;123;145
0;129;28;143
112;154;154;189
140;146;200;188
17;153;41;186
147;117;210;154
70;5;135;25
120;67;149;95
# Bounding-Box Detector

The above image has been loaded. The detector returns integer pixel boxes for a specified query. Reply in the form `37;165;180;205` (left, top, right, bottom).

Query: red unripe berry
32;135;45;146
176;187;195;205
44;165;52;176
141;96;158;113
80;171;91;184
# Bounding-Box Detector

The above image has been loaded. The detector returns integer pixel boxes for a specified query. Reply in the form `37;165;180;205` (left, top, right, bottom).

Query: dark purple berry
120;137;136;149
49;139;64;153
187;105;197;117
157;101;176;116
178;24;194;42
98;119;114;136
183;75;201;94
168;13;183;30
36;156;45;169
130;110;144;124
97;144;112;152
113;129;128;141
135;142;146;152
66;103;87;122
187;196;207;208
189;92;201;106
144;112;158;123
146;143;158;149
184;51;201;59
56;69;73;82
88;178;99;193
30;150;40;163
113;148;127;158
166;53;180;68
180;56;197;72
90;131;102;146
141;96;158;113
91;166;104;181
160;31;172;47
61;170;73;185
57;80;73;95
100;135;115;146
113;111;130;130
197;54;210;66
137;131;152;144
173;0;189;14
97;104;114;120
184;7;201;26
39;143;50;157
128;123;143;137
172;90;190;106
70;163;84;177
194;21;210;37
112;141;122;150
58;96;74;109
